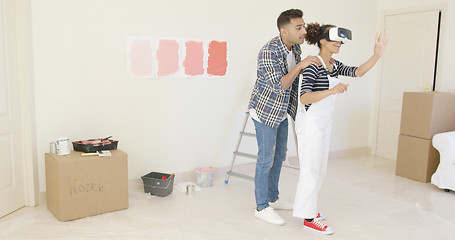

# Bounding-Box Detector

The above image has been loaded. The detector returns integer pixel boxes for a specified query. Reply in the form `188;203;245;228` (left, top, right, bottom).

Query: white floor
1;155;455;240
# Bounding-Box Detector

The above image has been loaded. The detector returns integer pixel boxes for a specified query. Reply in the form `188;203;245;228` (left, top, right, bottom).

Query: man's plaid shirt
248;36;301;128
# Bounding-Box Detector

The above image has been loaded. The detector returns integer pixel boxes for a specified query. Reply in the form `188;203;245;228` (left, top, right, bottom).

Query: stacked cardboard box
45;149;128;221
396;92;455;182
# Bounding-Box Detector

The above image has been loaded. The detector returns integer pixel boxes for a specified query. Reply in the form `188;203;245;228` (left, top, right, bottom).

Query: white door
0;0;25;218
375;10;440;160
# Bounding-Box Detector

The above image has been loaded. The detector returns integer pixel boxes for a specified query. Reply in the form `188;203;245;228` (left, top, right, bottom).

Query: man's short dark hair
277;9;303;31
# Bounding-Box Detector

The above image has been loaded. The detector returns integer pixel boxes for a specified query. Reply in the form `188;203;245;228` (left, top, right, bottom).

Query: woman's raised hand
374;32;388;58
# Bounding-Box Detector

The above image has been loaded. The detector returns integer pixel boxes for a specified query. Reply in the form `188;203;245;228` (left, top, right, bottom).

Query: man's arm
281;56;322;90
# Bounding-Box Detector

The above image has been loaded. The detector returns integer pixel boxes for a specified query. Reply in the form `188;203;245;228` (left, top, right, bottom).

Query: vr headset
318;27;352;43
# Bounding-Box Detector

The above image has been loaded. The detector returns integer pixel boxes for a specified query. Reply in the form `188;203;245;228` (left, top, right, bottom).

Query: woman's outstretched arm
355;32;388;77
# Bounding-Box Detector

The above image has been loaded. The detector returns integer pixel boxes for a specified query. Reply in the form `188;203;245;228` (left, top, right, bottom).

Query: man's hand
298;55;322;70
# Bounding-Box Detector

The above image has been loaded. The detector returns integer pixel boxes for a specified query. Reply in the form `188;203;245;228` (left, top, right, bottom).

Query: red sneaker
303;219;334;235
315;212;326;221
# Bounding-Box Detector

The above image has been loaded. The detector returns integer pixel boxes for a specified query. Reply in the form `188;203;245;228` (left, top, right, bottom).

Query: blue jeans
253;118;288;210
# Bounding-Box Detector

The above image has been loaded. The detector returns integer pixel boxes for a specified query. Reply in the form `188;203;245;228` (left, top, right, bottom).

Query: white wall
31;0;380;191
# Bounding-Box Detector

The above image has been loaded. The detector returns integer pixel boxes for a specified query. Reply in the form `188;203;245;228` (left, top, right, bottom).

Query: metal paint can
186;184;195;196
55;137;71;155
195;167;215;187
49;142;56;153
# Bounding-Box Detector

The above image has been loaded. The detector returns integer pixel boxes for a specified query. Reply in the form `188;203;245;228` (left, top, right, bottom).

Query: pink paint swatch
129;39;153;77
157;39;180;77
207;41;227;76
183;41;204;76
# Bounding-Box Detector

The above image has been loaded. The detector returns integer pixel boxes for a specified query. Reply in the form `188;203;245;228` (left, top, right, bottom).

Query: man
248;9;321;225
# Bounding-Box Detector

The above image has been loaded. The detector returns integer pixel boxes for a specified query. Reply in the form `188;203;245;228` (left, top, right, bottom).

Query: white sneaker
269;198;293;210
254;207;285;225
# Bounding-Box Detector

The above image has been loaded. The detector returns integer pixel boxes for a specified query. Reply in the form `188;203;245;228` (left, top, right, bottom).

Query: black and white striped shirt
300;60;357;110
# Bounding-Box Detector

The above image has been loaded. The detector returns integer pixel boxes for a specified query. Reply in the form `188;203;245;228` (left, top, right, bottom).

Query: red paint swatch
129;39;153;77
157;39;180;77
183;41;204;76
207;41;227;76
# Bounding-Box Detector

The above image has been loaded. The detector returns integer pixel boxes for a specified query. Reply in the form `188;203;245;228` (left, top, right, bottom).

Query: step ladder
224;111;299;184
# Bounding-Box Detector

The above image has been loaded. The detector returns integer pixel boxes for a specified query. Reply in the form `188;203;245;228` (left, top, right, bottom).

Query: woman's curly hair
305;23;336;48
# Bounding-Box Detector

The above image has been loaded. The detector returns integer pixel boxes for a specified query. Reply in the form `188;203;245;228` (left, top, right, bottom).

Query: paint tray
141;172;174;197
72;136;119;153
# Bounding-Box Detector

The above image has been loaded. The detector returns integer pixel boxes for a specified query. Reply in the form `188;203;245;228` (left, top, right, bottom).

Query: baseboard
172;163;252;184
138;147;371;185
328;146;371;160
287;146;372;163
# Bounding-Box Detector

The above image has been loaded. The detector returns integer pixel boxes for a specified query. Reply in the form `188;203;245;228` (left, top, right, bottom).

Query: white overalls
293;55;341;219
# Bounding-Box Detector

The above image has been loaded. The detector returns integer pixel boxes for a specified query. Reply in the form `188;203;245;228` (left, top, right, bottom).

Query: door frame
4;0;39;208
17;0;39;207
370;3;448;156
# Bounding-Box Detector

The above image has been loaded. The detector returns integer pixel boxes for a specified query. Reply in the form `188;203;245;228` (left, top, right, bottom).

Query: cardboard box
45;150;128;221
395;134;440;183
400;92;455;139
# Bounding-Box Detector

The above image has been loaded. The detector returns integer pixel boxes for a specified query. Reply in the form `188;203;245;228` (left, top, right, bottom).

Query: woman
293;23;388;235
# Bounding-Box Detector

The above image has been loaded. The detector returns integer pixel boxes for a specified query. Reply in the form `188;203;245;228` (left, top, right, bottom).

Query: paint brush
161;173;175;180
81;150;112;157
